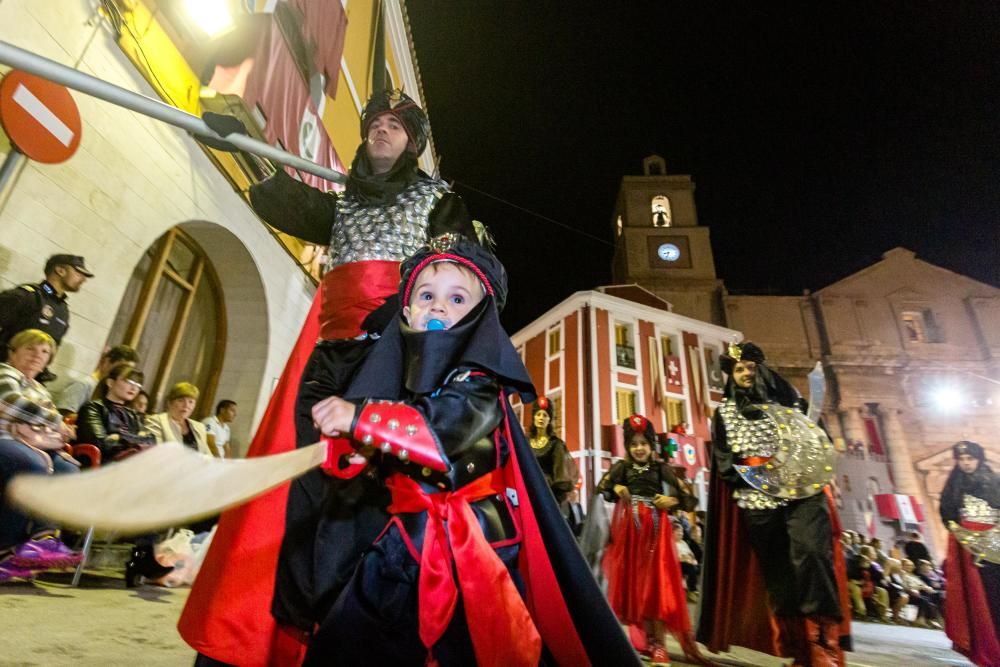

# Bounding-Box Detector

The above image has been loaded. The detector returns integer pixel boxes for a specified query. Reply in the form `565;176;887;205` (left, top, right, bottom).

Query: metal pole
0;41;346;184
0;147;24;191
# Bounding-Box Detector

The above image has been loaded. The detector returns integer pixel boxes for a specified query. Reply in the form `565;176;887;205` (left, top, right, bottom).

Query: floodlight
930;384;965;411
185;0;234;38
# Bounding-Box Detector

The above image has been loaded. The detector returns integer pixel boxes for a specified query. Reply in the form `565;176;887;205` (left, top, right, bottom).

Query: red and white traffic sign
0;69;81;164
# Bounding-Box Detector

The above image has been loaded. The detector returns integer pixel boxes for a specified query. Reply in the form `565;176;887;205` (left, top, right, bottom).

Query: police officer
0;254;92;358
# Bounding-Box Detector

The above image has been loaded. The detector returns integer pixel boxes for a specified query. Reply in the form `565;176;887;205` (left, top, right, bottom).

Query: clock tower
611;155;725;324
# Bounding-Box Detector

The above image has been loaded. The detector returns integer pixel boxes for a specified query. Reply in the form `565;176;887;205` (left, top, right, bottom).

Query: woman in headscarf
939;440;1000;666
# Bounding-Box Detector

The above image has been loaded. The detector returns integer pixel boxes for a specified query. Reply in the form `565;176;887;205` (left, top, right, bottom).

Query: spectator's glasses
118;377;143;390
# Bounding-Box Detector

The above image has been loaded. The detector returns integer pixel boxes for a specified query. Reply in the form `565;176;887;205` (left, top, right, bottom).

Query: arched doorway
106;227;226;417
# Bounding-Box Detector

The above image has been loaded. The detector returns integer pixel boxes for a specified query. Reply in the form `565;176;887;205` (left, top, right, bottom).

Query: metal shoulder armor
721;400;835;501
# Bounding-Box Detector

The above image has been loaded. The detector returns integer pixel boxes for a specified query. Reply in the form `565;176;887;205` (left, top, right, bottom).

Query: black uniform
0;281;70;349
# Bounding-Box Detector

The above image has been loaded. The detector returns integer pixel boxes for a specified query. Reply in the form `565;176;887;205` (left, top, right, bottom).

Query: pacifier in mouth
426;319;447;331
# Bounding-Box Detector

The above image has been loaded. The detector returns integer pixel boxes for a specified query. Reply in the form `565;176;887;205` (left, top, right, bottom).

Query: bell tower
611;155;724;324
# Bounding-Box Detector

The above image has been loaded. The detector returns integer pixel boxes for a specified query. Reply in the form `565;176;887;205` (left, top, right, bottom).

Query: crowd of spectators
0;255;241;583
841;529;946;628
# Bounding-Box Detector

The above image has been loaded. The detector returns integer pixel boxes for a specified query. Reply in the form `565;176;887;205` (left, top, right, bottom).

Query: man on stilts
698;341;850;667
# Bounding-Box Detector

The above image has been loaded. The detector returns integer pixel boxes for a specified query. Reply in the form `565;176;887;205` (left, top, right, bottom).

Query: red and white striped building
510;284;740;504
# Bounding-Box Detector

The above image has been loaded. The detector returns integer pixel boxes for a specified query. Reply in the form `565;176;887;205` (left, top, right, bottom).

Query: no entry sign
0;69;81;163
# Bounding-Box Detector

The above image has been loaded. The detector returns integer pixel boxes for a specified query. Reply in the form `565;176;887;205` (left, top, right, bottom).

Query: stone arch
178;221;270;451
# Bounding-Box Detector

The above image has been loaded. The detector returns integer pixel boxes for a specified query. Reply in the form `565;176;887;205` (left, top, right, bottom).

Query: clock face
657;243;681;262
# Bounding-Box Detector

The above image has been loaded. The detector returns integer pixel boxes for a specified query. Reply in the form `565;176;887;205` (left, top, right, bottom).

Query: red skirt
602;499;690;633
944;533;1000;667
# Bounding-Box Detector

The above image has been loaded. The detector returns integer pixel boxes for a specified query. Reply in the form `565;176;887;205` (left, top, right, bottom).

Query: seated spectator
129;389;149;416
686;522;704;564
51;344;138;416
76;363;155;462
0;329;83;581
883;558;910;624
903;531;932;566
146;382;209;455
860;546;890;620
900;558;941;628
202;399;237;459
673;519;699;598
869;537;888;566
916;559;945;624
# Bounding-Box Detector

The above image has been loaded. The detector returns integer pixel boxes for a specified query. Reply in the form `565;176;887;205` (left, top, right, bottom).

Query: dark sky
407;3;1000;332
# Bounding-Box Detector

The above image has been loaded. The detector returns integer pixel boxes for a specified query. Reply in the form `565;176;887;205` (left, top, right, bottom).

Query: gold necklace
530;436;548;450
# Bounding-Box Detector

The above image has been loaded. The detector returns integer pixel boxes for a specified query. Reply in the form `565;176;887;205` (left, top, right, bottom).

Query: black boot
125;546;173;588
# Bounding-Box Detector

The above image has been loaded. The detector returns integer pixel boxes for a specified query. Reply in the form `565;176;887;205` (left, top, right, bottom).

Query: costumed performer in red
939;440;1000;666
597;414;707;667
182;90;476;666
306;230;639;665
697;341;851;667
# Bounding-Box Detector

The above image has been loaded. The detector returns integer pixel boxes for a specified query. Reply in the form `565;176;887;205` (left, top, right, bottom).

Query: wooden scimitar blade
7;441;328;535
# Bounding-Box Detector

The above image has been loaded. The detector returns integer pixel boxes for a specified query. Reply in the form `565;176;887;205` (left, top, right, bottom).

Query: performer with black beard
939;440;1000;666
698;342;849;667
181;91;474;666
305;234;639;665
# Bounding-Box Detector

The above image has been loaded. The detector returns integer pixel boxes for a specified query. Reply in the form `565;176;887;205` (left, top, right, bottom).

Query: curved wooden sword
5;440;355;535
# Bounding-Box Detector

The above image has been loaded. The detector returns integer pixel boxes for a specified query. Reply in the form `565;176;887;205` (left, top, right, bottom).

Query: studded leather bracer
353;401;448;472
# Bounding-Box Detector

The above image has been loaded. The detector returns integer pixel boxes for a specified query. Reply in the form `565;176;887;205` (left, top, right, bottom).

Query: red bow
386;472;541;667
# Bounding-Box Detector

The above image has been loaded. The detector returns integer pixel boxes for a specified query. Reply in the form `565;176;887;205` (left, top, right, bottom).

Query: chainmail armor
324;178;449;271
719;399;789;509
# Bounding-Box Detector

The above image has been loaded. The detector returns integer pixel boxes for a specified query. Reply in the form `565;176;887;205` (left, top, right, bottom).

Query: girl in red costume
939;440;1000;667
597;414;705;667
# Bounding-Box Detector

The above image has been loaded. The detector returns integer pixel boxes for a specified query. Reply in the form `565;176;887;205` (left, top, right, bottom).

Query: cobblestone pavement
0;571;974;667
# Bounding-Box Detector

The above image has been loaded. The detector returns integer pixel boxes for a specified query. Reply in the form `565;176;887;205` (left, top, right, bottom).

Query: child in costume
306;232;639;666
597;414;704;667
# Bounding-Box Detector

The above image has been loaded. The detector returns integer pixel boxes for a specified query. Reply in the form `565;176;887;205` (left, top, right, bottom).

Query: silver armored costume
325;179;448;271
718;398;835;510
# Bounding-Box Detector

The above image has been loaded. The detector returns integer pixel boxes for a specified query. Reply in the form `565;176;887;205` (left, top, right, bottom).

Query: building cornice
512;290;740;346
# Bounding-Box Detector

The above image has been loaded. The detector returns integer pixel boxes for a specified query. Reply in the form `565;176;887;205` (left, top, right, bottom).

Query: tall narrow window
666;398;686;430
900;311;927;343
615;322;635;369
551;394;564;438
615;388;637;422
900;309;943;343
106;228;226;415
548;327;562;356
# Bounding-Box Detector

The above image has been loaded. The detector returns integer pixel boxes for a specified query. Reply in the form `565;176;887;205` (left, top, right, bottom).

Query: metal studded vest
718;398;788;510
324;178;449;271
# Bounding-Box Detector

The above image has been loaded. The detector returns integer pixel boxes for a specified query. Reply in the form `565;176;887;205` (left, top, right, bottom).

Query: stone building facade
725;248;1000;557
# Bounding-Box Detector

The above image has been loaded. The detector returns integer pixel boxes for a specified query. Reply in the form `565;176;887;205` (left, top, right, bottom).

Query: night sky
407;4;1000;332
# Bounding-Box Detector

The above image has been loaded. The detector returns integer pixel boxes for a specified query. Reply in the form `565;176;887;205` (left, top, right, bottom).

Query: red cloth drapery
386;472;541;667
177;291;321;666
873;493;925;522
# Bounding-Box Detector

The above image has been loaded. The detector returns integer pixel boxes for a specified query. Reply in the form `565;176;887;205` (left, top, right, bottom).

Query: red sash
319;260;399;340
386;471;541;667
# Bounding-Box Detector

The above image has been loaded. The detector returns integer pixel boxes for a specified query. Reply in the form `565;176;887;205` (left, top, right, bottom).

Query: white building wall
0;0;315;450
